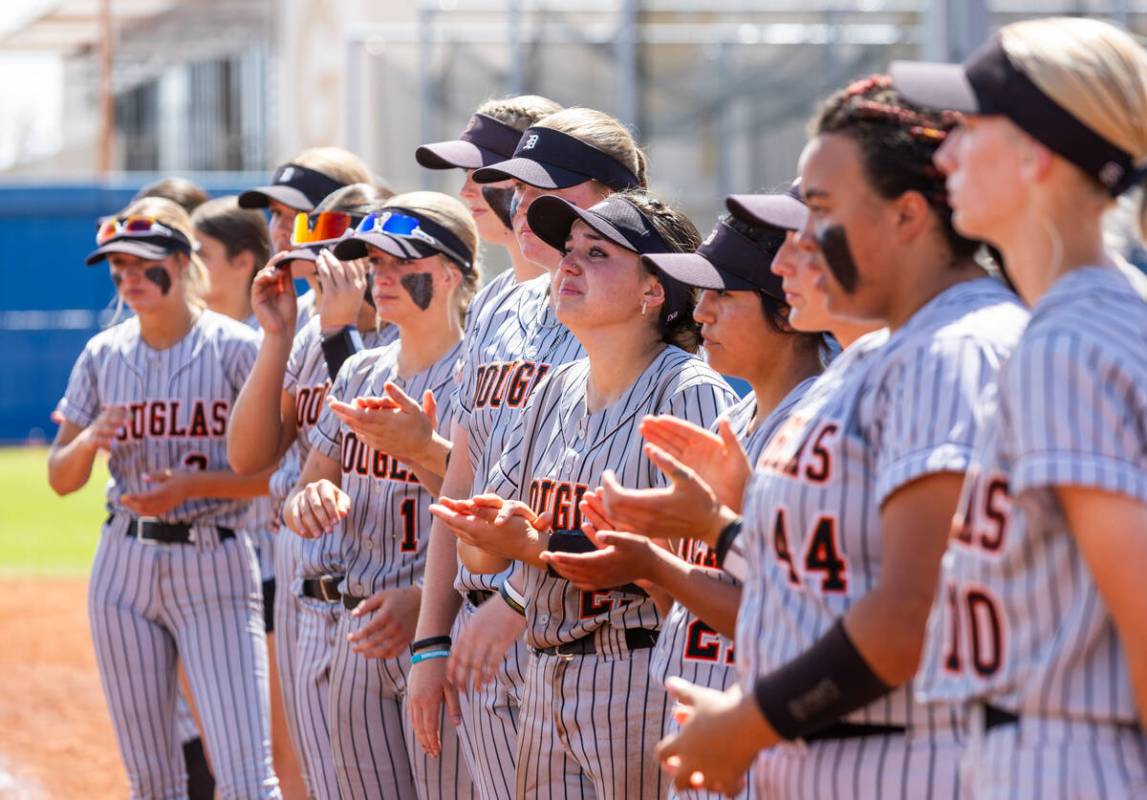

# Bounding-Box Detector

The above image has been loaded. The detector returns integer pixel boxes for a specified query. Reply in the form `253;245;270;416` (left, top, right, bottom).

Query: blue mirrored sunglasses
354;211;470;269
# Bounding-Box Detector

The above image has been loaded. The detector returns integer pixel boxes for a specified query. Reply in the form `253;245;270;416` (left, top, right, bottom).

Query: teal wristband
410;649;450;665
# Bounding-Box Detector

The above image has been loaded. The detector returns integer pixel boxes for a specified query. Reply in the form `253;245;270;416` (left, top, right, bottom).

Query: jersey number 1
399;498;418;552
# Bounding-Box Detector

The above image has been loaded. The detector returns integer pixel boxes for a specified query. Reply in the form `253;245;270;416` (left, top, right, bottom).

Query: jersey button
538;614;550;624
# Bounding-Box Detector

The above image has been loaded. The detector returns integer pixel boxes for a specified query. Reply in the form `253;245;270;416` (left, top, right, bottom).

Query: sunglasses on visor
96;215;180;245
291;211;356;247
355;211;471;269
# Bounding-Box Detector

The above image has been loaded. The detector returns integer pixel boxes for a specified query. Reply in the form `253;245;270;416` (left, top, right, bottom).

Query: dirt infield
0;577;127;799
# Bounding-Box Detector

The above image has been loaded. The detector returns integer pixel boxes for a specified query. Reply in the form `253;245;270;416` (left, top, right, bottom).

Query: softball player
543;207;828;800
655;76;1029;799
228;183;396;798
434;190;737;799
285;193;481;800
239;147;375;331
406;106;646;799
893;18;1147;796
47;197;280;799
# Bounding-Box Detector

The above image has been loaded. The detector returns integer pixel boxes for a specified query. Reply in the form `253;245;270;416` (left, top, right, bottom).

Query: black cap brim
85;239;176;266
889;60;980;114
527;195;634;254
237;185;315;212
416;141;507;171
472;158;589;189
726;194;808;232
332;233;436;262
641;252;759;292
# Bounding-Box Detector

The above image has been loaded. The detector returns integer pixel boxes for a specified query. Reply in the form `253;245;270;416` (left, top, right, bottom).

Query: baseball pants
330;605;476;800
516;645;669;799
88;520;279;799
293;594;342;799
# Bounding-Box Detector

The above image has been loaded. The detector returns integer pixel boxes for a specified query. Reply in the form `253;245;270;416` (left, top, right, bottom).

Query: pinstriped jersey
650;377;816;690
917;265;1146;724
736;278;1027;730
286;317;397;580
56;309;260;528
311;339;463;598
452;272;584;595
487;346;737;651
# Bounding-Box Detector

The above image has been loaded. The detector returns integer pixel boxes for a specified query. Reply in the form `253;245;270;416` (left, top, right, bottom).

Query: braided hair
615;190;704;353
811;74;978;261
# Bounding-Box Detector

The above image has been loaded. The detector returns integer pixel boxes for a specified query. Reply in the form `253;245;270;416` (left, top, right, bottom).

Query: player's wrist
702;503;738;546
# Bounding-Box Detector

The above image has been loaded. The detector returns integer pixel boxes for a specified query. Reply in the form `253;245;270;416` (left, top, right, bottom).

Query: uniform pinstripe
56;309;279;799
281;316;398;799
918;264;1147;798
736;278;1028;799
310;340;476;800
487;345;736;798
651;378;815;800
450;272;584;799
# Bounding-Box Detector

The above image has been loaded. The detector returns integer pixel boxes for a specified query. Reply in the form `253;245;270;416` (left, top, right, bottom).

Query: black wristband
714;516;743;567
410;635;452;654
499;581;526;616
752;619;892;741
320;326;364;380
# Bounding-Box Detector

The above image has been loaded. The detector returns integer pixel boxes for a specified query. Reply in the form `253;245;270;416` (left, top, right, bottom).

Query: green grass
0;446;108;576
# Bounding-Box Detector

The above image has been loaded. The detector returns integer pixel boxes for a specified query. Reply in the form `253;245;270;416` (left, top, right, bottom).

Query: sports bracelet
410;635;452;654
499;580;526;616
410;649;450;665
714;516;743;568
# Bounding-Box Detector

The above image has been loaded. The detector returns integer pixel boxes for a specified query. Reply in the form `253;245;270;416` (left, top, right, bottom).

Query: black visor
644;217;785;300
85;236;191;266
891;36;1143;196
238;163;346;211
332;208;475;273
416;113;525;171
726;179;807;233
527;194;671;256
472;127;642;191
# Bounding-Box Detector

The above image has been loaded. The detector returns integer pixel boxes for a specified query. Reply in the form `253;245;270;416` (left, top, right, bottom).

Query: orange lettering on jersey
506;362;536;408
757;416;837;485
528;478;588;532
118;400;227;440
340;431;421;485
487;363;515;408
296;382;330;428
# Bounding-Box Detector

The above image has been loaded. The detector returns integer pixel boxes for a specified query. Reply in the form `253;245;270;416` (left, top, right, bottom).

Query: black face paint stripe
482;186;515;231
815;224;859;295
400;273;434;311
111;272;124;288
144;266;173;296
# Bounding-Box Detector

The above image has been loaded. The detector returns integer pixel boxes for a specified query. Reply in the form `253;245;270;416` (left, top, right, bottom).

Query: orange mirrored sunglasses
291;211;354;247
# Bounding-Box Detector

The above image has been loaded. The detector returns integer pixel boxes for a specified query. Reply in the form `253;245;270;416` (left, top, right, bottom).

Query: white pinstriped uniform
651;378;815;800
281;316;397;799
488;346;736;799
450;272;585;800
737;278;1027;799
310;340;476;800
56;310;279;799
917;265;1147;799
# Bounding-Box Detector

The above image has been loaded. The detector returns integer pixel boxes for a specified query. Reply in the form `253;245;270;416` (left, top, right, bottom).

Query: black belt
301;575;345;604
984;704;1019;731
803;721;906;743
115;515;235;545
342;593;366;611
466;590;493;608
981;704;1141;734
534;628;659;658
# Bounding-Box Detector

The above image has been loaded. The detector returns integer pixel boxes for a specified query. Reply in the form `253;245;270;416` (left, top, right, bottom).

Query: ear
233;250;256;276
892;190;932;242
641;273;667;311
437;256;463;290
1019;139;1055;185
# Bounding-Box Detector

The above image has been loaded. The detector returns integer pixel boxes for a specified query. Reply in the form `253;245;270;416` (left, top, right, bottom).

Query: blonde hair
1001;18;1147;171
383;191;481;319
314;182;392;214
534;107;649;188
293;146;374;187
118;196;209;308
475;95;563;132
